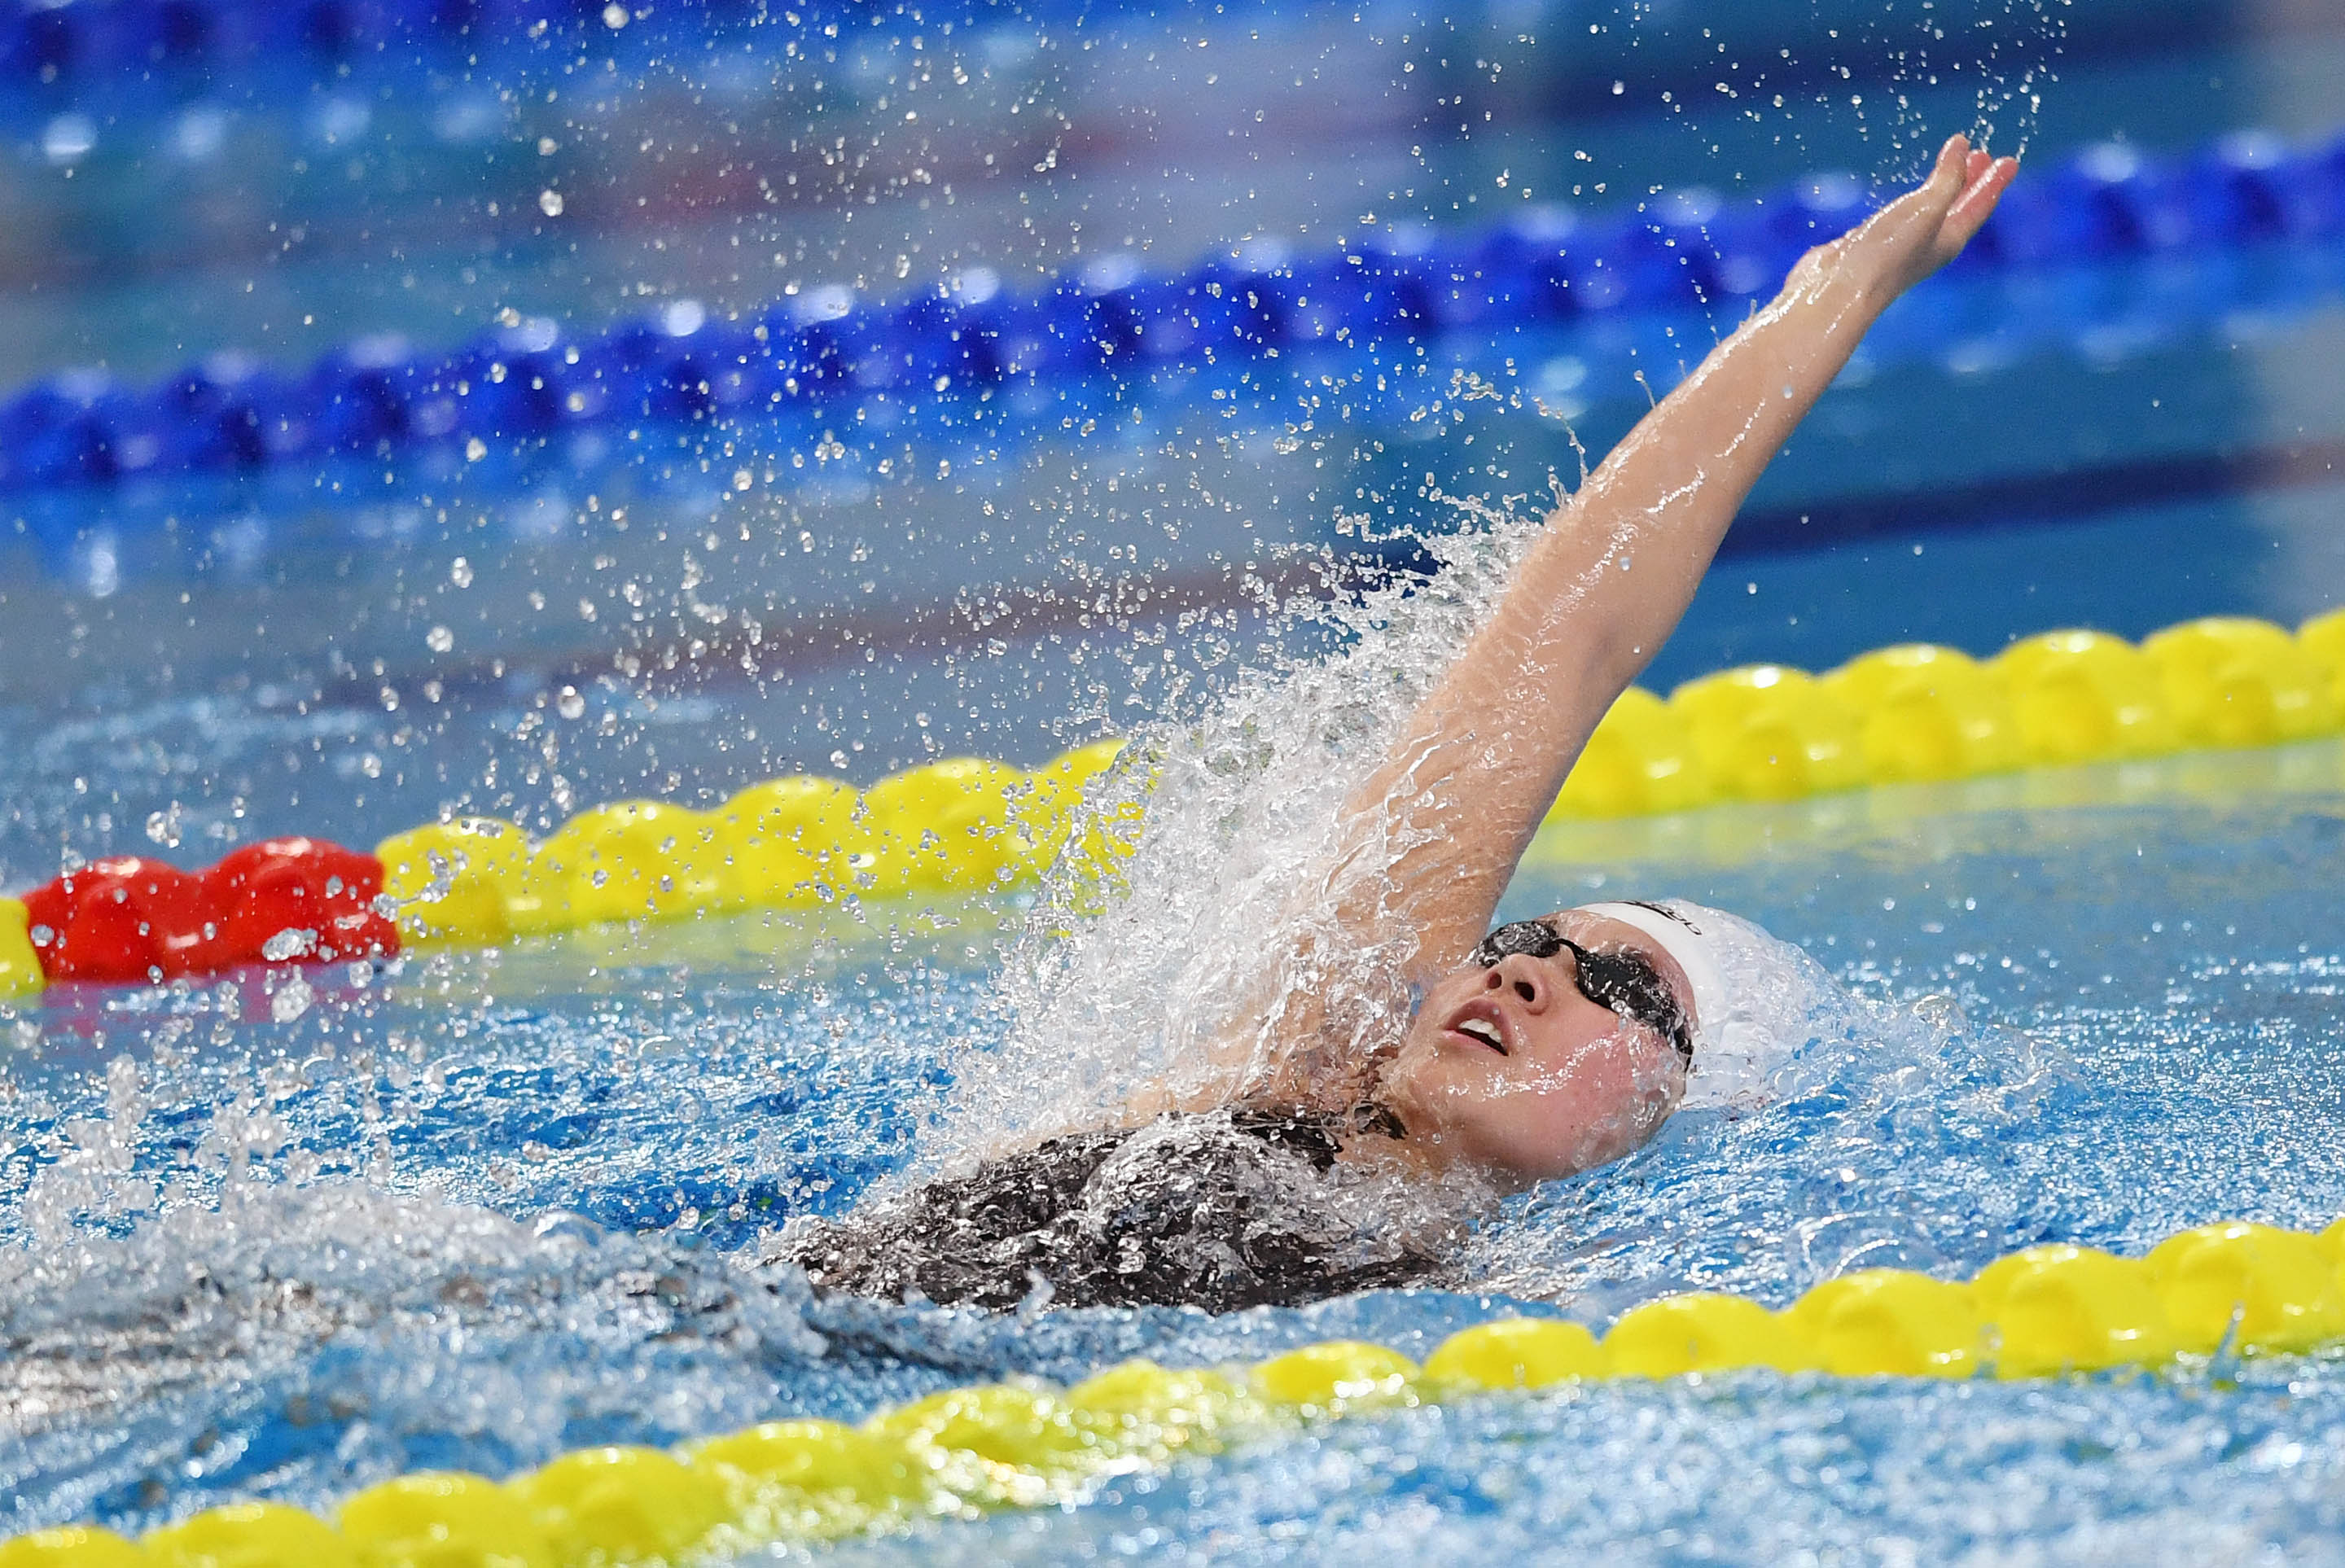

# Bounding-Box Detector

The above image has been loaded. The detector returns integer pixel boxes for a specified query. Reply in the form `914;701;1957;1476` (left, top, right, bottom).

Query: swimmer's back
769;1107;1447;1312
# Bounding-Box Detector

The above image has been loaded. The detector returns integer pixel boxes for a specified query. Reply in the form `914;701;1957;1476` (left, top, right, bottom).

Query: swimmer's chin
1371;1065;1681;1193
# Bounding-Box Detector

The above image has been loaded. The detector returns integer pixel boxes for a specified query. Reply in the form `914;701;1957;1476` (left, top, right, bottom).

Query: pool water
6;742;2345;1560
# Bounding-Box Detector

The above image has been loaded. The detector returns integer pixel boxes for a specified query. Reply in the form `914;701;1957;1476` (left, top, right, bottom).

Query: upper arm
1144;496;1654;1116
1332;497;1639;975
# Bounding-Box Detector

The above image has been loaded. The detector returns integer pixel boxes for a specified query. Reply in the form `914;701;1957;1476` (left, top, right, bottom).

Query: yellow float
1602;1291;1819;1376
0;896;42;1002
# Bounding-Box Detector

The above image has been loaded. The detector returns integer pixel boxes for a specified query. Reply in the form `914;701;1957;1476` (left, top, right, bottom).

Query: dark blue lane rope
0;0;2156;108
0;0;954;89
2;124;2339;506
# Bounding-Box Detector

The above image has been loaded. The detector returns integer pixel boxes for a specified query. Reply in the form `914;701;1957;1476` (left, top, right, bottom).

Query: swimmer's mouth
1449;1015;1508;1056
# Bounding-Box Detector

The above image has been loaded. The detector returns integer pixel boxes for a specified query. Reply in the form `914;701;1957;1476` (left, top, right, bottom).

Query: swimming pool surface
5;0;2345;1561
5;741;2344;1561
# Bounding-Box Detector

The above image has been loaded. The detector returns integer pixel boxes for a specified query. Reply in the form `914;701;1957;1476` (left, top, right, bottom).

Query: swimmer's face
1379;909;1694;1190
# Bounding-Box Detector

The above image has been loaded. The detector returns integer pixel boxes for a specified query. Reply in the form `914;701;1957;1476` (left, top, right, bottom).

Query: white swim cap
1572;899;1813;1110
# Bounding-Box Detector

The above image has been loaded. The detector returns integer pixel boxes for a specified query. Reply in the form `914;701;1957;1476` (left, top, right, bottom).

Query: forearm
1546;249;1887;694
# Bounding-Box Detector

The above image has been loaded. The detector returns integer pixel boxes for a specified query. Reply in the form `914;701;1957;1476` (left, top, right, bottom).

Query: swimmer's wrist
1786;241;1890;323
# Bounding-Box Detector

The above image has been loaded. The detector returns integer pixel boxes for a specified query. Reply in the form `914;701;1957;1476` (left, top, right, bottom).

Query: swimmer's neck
1333;1124;1453;1180
1329;1097;1504;1185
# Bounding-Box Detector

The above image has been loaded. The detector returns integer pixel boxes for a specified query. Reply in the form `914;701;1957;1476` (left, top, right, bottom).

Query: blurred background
0;0;2342;879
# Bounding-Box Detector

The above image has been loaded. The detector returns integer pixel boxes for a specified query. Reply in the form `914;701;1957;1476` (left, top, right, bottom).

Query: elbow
1582;620;1660;707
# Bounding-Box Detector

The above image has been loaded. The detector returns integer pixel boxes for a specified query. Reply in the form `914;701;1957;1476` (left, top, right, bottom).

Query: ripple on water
4;765;2345;1553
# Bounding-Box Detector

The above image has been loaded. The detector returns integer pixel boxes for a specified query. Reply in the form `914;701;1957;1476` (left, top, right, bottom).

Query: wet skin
1378;909;1697;1189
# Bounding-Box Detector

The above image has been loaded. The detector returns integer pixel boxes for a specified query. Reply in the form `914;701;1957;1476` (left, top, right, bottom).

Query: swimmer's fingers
1903;134;1975;227
1856;135;1973;269
1936;151;2021;259
1856;135;2018;290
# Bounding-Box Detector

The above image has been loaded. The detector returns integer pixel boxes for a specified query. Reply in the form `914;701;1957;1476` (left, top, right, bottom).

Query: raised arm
1353;135;2018;975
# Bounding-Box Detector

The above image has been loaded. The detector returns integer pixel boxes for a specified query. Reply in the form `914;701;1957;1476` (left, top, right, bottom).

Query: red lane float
209;838;398;965
21;858;217;981
21;837;397;985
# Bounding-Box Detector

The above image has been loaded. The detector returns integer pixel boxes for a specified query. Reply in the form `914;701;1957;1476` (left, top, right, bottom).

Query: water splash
0;1182;827;1532
945;501;1546;1163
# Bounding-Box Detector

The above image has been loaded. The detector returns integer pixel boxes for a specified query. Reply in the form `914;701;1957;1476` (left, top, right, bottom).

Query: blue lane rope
0;0;992;90
0;0;2090;103
2;124;2339;508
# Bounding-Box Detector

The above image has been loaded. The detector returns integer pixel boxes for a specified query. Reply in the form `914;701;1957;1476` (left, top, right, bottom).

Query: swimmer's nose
1483;953;1552;1012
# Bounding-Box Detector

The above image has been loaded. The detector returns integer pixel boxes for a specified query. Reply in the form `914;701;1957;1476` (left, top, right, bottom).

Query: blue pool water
6;744;2345;1560
6;0;2345;1560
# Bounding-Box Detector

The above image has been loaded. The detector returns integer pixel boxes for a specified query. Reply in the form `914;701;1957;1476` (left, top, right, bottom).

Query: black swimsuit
772;1106;1449;1313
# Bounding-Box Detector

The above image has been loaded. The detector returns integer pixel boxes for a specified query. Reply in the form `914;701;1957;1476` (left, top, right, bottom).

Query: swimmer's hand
1804;133;2018;304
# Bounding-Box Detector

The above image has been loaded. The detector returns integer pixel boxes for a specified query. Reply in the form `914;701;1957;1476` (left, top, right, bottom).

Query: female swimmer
775;135;2020;1312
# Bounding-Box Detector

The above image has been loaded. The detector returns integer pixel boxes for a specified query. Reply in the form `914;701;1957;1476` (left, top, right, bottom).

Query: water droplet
270;973;315;1021
426;626;454;653
262;928;316;962
450;557;474;589
557;687;586;720
539;189;565;217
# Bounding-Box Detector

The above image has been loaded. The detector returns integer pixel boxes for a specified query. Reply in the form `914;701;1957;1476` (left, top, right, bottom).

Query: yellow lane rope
7;609;2342;1002
7;1218;2343;1566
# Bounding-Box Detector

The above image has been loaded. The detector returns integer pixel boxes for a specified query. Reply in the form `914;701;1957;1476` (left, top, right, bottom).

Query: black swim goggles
1470;918;1695;1064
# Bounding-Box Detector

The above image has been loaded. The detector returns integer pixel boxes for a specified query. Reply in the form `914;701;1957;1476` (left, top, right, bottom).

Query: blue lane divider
0;0;2204;106
0;0;940;87
2;125;2340;506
